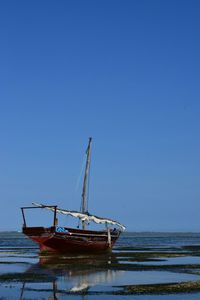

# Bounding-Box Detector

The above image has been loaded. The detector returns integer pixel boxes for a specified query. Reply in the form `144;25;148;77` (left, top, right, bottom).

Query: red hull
23;226;120;254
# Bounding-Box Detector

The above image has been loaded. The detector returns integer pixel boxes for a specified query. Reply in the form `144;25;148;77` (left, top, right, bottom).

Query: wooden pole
21;208;26;227
81;137;92;229
53;206;57;226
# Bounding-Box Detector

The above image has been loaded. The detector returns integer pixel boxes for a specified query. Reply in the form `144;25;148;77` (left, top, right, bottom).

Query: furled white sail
32;202;126;231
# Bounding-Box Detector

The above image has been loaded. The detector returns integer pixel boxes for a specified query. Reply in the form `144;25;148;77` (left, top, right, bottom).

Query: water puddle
0;268;200;299
143;256;200;265
0;263;29;274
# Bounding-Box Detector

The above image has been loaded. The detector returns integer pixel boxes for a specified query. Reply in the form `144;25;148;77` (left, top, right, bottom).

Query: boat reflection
20;253;123;299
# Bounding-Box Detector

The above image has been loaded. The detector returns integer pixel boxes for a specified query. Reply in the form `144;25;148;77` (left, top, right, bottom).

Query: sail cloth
32;202;126;231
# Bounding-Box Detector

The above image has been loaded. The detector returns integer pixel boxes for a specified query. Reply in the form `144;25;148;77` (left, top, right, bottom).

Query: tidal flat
1;232;200;299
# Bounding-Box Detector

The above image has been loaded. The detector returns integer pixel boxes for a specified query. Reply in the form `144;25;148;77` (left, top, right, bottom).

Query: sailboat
21;138;125;254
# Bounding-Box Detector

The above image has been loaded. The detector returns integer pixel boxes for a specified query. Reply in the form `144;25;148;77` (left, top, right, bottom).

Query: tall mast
81;137;92;229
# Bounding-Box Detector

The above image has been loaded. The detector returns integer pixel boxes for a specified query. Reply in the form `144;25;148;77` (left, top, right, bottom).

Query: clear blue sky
0;0;200;231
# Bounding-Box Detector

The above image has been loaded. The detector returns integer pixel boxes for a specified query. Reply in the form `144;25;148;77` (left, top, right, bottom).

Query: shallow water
141;256;200;266
1;232;200;299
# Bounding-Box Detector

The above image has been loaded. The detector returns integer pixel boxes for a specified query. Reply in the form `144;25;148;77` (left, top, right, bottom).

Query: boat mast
81;137;92;229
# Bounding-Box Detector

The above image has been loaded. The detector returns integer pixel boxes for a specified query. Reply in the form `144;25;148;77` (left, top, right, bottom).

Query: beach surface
1;232;200;299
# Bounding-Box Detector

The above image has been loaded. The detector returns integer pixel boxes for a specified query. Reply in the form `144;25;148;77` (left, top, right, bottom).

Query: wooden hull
23;226;120;254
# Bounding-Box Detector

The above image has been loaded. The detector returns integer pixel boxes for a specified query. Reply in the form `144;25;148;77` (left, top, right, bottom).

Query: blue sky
0;0;200;231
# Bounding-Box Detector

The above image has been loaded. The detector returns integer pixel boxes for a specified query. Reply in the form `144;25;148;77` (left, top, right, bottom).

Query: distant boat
21;138;125;254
